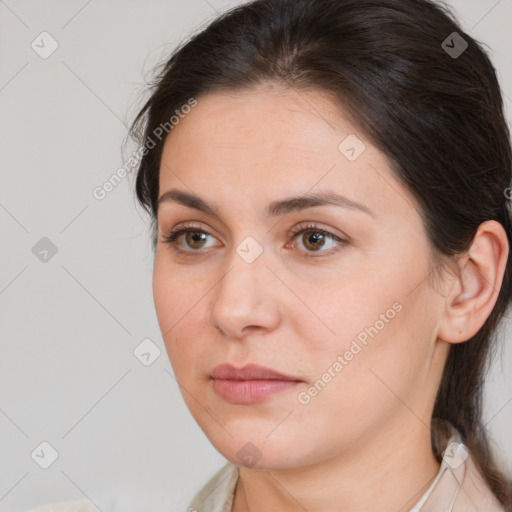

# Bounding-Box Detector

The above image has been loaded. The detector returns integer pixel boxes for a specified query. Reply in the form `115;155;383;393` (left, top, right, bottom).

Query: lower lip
212;378;301;404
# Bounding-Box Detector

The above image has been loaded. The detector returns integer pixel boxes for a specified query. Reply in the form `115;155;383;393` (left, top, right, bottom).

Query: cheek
291;316;414;449
309;267;429;401
152;265;178;334
152;261;201;365
152;255;200;329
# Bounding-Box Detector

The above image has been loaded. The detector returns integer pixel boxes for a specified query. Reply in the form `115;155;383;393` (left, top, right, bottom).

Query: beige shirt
24;424;506;512
188;425;506;512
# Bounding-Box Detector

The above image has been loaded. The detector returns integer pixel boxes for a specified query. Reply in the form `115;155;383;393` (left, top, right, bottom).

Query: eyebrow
157;188;375;218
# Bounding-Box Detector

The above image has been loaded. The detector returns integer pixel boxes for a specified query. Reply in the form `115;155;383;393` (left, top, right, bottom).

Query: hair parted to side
129;0;512;507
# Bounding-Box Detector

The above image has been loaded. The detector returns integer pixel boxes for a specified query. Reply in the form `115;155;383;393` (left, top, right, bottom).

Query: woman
28;0;511;510
128;0;512;510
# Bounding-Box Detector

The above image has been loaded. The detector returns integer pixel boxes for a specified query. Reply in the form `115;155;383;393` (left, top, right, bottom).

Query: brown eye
184;231;209;249
161;224;218;253
289;223;347;258
300;230;327;251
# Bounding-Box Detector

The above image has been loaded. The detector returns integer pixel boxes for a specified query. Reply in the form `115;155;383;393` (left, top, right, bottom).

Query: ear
437;220;509;344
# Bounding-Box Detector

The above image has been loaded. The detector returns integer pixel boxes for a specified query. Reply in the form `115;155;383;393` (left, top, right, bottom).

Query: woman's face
153;84;449;468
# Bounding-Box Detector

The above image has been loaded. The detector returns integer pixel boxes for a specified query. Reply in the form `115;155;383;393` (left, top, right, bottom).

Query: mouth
211;379;301;404
210;363;303;404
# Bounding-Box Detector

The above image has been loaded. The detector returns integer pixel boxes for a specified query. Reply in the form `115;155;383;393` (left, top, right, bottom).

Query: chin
203;428;311;470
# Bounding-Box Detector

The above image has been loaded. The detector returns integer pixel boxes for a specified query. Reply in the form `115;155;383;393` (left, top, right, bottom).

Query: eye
286;223;347;257
160;222;218;253
160;222;347;258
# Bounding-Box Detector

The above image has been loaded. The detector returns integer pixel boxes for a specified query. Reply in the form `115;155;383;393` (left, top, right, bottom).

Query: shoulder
430;420;508;512
24;501;98;512
454;453;508;512
188;461;239;512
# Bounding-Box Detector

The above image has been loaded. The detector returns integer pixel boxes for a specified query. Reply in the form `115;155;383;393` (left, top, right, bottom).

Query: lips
210;363;301;381
210;363;303;404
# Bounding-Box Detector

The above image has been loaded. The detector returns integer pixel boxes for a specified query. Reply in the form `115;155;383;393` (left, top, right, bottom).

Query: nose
208;246;282;339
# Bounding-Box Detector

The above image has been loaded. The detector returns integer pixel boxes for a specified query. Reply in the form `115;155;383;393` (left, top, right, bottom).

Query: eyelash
160;222;347;259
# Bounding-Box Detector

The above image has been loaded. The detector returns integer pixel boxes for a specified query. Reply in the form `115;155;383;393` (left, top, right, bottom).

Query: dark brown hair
129;0;512;507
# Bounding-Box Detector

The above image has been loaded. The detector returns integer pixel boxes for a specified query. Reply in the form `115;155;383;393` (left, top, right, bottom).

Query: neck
232;415;440;512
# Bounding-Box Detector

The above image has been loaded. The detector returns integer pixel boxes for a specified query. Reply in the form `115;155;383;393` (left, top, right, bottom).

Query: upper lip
210;363;302;381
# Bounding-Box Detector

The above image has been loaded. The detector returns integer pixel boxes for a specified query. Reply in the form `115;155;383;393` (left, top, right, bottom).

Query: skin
152;83;509;511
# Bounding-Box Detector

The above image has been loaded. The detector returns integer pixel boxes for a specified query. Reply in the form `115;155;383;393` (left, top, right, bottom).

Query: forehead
163;85;352;157
159;85;373;189
157;86;422;230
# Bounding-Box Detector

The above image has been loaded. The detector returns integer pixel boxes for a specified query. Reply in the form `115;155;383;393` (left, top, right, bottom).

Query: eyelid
160;222;221;250
287;222;348;242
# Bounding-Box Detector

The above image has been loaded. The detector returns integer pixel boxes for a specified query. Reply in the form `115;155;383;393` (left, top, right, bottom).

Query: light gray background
0;1;511;511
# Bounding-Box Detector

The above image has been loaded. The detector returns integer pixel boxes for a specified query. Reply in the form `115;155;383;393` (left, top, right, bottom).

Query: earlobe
437;220;509;345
